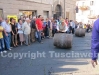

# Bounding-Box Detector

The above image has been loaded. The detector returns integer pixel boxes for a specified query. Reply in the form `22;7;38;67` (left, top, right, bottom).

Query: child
0;24;5;53
52;21;57;37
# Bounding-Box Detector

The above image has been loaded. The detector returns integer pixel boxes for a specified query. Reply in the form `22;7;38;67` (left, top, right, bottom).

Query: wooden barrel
75;28;85;37
53;33;73;48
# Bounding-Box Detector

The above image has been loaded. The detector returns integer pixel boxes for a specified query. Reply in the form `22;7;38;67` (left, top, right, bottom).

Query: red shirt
36;18;43;30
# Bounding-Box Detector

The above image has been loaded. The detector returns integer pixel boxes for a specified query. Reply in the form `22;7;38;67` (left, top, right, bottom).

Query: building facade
76;0;99;24
0;0;76;20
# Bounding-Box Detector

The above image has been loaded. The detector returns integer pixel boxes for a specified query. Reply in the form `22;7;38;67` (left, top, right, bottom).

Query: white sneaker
0;51;3;54
8;48;12;51
3;51;7;53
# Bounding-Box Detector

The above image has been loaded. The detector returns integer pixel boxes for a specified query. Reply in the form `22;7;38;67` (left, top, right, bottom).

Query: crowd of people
83;24;93;32
0;15;92;54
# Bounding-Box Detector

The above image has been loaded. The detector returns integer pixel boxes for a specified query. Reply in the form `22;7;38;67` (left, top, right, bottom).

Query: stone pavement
0;33;99;75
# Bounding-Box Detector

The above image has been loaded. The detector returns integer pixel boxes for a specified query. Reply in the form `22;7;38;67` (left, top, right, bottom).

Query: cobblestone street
0;33;99;75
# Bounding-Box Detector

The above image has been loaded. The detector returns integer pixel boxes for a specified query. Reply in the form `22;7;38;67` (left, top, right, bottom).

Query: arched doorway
54;4;62;19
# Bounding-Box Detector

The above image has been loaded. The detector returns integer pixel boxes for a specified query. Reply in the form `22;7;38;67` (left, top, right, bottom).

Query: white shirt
17;23;23;34
22;22;31;34
1;21;11;32
70;22;75;28
77;24;83;29
57;24;68;32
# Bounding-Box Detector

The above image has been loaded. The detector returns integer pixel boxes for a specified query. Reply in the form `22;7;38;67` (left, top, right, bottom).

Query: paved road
0;33;99;75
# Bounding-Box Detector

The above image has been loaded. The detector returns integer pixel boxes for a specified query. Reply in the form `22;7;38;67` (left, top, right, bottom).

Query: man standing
49;18;53;38
91;18;99;68
2;18;11;51
36;15;43;43
45;18;50;37
22;18;31;46
70;20;75;34
30;16;36;42
47;18;53;38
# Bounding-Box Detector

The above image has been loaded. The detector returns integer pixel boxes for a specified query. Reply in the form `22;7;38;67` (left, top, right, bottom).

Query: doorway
55;4;62;19
0;9;3;18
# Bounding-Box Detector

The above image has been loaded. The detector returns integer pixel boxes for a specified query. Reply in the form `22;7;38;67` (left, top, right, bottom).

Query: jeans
0;38;5;52
37;31;41;43
69;26;72;33
4;32;11;49
7;32;11;46
86;28;89;32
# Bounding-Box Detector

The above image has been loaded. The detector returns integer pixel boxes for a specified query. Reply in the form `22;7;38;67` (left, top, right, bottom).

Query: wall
76;0;99;23
65;0;76;20
52;0;76;20
0;0;52;18
0;0;76;21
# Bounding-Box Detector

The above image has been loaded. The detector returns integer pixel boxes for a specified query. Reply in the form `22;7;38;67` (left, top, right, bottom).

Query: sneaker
25;44;29;46
42;38;44;40
29;43;31;45
3;51;7;53
8;48;12;51
0;51;3;54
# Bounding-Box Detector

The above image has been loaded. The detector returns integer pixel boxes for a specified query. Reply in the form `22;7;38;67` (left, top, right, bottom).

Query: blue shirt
91;19;99;60
1;21;11;32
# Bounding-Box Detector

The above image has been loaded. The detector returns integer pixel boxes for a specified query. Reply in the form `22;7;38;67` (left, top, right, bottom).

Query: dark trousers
86;28;89;32
69;26;72;34
52;29;57;37
0;38;4;52
45;27;49;37
69;26;74;34
72;28;75;34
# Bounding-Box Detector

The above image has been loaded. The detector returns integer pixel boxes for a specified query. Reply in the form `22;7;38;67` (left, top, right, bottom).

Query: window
90;1;94;6
75;6;78;13
0;9;3;18
43;11;49;20
19;10;37;18
90;10;93;15
82;2;85;6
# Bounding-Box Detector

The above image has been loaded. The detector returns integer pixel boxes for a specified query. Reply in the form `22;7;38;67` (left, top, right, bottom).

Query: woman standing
17;19;24;45
10;18;18;47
